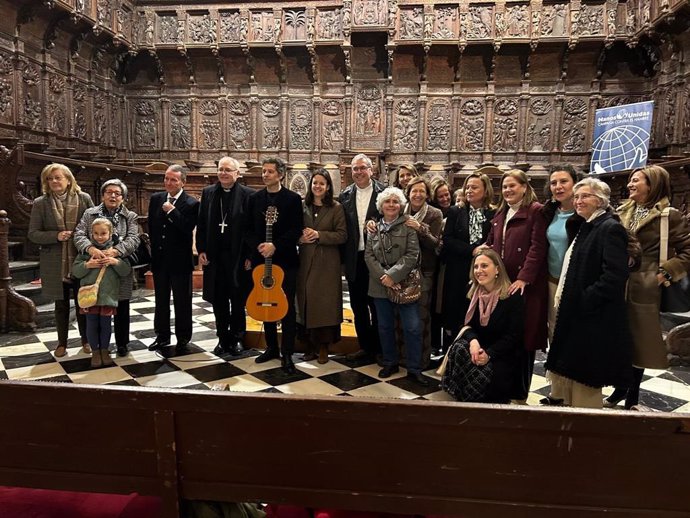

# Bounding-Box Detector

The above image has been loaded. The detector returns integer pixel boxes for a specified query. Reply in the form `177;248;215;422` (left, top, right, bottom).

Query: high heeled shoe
604;388;627;408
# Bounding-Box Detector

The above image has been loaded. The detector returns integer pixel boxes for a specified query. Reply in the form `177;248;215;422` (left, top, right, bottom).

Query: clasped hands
299;227;319;244
380;273;398;289
469;339;490;366
85;255;118;268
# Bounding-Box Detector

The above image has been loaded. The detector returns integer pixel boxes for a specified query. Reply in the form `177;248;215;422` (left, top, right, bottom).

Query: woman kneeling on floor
441;249;523;404
73;218;132;368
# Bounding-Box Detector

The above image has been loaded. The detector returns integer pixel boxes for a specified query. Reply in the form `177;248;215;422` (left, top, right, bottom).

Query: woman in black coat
442;172;495;344
545;178;633;408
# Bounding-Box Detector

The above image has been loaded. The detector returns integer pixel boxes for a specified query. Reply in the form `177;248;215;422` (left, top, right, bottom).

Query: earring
495;273;499;278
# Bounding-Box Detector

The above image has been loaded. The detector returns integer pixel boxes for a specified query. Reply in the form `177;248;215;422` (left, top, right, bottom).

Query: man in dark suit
339;153;384;361
197;156;254;356
148;164;200;352
245;157;303;374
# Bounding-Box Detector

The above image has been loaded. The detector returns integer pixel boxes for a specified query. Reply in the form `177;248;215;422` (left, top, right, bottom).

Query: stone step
9;260;40;284
12;281;51;307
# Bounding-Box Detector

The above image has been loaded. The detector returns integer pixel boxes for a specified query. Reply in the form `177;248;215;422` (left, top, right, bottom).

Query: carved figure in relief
458;117;484;151
400;8;423;39
94;112;106;142
145;19;154;44
541;4;567;36
342;0;351;32
434;7;456;39
229;117;250;148
190;15;216;44
240;16;248;41
160;16;179;43
200;120;220;148
136;118;156;147
73;112;87;139
664;90;676;143
492;117;518;151
116;9;124;34
171;118;191;149
574;4;604;35
626;3;636;35
684;91;690;140
495;13;506;38
641;0;650;25
322;120;344;150
0;79;12;115
76;0;85;12
506;6;528;37
51;103;65;133
264;126;280;148
424;15;433;39
469;6;492;38
394;116;416;150
561;126;584;151
607;8;616;35
252;15;263;40
221;13;241;42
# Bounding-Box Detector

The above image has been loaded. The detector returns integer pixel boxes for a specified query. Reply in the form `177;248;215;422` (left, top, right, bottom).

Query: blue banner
590;101;654;174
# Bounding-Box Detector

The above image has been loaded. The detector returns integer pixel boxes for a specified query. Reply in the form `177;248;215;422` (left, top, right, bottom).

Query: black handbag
126;233;151;268
439;326;493;402
376;226;422;305
659;209;690;313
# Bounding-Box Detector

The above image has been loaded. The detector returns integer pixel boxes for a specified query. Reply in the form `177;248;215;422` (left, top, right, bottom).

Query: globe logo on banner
590;101;654;174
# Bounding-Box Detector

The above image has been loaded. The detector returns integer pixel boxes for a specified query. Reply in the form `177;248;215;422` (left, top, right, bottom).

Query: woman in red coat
485;170;548;401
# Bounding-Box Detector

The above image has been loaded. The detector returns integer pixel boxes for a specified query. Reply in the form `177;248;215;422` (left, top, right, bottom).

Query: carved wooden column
552;93;565;153
450;95;461;152
418;83;428;151
65;74;74;140
161;96;170;151
280;93;289;153
517;87;530;156
190;95;199;154
313;95;322;159
587;81;602;153
385;94;393;152
250;94;259;157
484;84;495;161
39;63;49;135
344;90;353;151
219;96;227;150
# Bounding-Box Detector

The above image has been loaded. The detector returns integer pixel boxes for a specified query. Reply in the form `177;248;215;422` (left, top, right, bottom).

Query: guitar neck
264;223;273;275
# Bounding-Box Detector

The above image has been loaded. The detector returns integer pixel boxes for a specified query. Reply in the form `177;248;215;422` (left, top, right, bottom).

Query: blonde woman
28;164;94;358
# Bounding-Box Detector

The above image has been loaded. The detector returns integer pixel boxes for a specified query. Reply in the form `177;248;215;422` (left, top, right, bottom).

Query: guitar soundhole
261;276;275;289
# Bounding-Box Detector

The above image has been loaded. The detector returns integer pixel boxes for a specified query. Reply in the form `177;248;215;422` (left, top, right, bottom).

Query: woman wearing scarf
29;164;94;358
606;166;690;409
485;169;547;402
442;248;523;403
442;172;495;348
74;179;140;357
545;178;633;409
402;176;443;369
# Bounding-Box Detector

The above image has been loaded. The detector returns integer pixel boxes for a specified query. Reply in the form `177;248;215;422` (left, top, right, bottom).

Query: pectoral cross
219;221;228;234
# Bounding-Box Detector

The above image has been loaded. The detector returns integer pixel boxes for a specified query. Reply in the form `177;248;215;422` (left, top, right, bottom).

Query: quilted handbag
77;266;108;308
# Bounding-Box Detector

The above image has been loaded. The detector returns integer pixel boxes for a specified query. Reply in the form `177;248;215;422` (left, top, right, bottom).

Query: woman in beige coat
607;165;690;409
296;170;347;364
28;163;94;358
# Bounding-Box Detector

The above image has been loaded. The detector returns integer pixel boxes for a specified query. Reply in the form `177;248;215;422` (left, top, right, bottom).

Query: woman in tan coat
607;165;690;409
29;164;95;358
296;170;347;364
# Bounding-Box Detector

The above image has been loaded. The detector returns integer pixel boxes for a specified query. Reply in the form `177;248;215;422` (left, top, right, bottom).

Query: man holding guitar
245;157;303;374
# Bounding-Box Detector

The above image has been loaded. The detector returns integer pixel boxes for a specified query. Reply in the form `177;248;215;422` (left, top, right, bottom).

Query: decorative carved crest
199;99;219;116
261;99;280;117
322;100;343;116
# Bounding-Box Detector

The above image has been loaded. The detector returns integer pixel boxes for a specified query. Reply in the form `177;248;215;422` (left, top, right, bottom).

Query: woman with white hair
545;177;633;408
364;187;428;386
74;178;140;357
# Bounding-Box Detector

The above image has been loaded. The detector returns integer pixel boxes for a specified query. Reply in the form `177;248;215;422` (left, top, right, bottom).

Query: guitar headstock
265;206;279;225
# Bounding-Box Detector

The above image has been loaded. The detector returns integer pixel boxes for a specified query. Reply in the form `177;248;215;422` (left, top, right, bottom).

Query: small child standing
73;218;131;368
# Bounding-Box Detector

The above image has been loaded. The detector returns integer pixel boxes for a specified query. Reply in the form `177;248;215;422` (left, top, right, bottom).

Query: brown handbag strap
660;208;671;264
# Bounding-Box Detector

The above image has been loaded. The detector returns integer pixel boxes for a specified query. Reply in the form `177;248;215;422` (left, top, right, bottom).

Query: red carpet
0;486;161;518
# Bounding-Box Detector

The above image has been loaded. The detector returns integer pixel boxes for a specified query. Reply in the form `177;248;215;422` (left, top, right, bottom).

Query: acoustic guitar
246;206;289;323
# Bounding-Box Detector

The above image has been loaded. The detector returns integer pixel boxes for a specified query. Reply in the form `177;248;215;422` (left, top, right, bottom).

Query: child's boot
90;350;103;369
101;348;115;367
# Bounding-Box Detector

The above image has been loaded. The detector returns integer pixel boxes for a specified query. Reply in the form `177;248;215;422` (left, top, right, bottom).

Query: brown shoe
302;352;318;362
90;351;103;369
318;345;329;364
54;345;67;358
100;349;115;367
82;343;92;354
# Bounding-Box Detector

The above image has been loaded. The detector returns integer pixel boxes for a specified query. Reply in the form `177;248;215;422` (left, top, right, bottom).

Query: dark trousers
114;299;130;348
85;314;112;350
55;280;87;346
347;252;380;356
153;268;193;343
264;267;297;357
513;349;537;400
213;250;250;343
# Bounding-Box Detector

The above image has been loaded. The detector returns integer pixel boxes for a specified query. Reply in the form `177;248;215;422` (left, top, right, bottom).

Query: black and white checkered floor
1;290;690;411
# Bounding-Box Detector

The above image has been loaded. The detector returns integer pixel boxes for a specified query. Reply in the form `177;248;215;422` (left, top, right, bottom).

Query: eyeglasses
573;193;597;201
104;191;123;197
352;166;370;172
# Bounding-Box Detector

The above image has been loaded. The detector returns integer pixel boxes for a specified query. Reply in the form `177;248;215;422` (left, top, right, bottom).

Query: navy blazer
148;190;199;274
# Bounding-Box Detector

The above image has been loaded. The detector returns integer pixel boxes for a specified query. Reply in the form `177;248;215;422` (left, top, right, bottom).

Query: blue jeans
373;297;422;374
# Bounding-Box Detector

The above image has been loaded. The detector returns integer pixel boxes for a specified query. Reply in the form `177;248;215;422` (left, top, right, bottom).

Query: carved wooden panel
560;97;588;152
21;62;42;132
316;8;343;41
219;11;242;43
170;99;192;150
353;0;387;26
188;13;217;45
399;7;423;40
458;99;485;152
251;11;276;43
540;4;569;37
353;83;384;147
284;10;307;41
433;6;458;40
321;100;344;151
133;99;157;149
492;98;519;152
393;98;418;151
290;99;313;150
426;99;451;150
0;53;14;126
260;99;281;149
198;99;221;149
525;98;553;152
227;99;251;150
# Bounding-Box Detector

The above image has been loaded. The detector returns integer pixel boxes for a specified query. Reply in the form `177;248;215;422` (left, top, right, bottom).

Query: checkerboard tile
0;289;689;412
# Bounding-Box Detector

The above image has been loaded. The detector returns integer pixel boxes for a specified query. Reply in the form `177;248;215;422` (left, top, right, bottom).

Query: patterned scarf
629;204;651;233
465;285;501;326
469;207;486;245
49;192;79;281
405;201;428;224
98;204;123;241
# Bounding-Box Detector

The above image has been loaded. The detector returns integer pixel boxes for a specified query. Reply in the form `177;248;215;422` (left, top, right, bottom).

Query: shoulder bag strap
660;208;670;264
376;226;391;268
94;265;108;287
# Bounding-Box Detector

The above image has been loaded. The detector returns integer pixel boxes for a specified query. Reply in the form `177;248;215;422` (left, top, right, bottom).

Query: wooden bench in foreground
0;381;689;517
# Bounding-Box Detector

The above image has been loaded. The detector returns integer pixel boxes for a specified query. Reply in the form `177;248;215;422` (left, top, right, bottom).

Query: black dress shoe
255;349;280;364
407;372;430;387
116;344;129;357
281;357;296;375
229;341;244;356
175;340;190;353
148;338;171;351
213;342;228;356
378;365;399;378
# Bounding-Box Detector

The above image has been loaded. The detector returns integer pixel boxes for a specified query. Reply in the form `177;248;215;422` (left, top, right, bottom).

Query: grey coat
28;192;94;300
73;203;140;300
365;215;420;299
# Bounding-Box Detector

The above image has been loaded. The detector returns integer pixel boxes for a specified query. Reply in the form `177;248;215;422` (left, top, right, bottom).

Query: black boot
255;347;280;364
604;387;627;408
281;355;296;375
624;367;645;410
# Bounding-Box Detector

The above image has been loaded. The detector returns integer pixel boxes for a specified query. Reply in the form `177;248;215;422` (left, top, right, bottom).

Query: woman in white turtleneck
484;169;548;403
